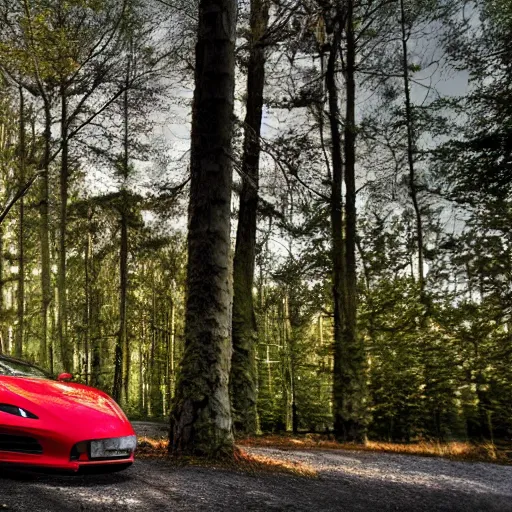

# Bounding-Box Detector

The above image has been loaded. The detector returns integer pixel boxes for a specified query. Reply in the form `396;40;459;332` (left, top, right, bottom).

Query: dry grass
364;440;510;463
137;434;512;470
232;450;317;477
137;436;168;457
238;434;512;464
136;436;317;477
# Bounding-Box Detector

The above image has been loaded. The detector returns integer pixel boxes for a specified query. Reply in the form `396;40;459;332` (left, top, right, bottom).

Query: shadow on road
1;453;511;511
0;466;133;486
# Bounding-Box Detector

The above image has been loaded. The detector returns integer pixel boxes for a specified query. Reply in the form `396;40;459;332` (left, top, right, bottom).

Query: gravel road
1;422;511;511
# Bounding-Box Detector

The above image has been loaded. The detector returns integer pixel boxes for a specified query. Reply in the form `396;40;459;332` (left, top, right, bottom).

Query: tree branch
0;171;44;225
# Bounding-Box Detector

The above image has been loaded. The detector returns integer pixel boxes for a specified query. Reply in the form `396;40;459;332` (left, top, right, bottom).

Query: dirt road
1;423;511;511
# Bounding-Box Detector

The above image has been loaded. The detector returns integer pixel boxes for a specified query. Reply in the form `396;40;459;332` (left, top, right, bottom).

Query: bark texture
170;0;237;458
338;0;367;442
40;105;52;371
113;57;131;406
326;5;367;443
400;0;425;298
16;86;25;358
326;25;347;443
230;0;269;436
58;89;71;372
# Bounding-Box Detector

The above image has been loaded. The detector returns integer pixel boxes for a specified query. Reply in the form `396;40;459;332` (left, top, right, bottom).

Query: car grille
0;433;43;454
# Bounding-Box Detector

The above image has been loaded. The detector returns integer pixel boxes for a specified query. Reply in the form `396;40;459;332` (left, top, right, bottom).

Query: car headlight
0;403;38;419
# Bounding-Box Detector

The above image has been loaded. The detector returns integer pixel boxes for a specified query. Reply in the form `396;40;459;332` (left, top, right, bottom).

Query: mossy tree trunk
230;0;269;437
170;0;237;458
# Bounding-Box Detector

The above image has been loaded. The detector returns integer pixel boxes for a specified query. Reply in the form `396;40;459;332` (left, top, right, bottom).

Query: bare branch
0;171;44;225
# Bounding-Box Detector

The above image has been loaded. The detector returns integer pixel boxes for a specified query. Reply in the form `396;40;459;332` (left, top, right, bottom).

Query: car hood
0;376;132;438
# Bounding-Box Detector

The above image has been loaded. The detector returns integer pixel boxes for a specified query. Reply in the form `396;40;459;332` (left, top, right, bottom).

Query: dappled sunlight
233;449;317;477
52;488;143;507
245;445;512;498
136;436;317;477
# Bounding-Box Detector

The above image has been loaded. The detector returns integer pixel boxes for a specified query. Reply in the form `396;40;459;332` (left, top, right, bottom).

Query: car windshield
0;358;49;379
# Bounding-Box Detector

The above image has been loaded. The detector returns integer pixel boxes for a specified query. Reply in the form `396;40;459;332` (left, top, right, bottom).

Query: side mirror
57;373;73;382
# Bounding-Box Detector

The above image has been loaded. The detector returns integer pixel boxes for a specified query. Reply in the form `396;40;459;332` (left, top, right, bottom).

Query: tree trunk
138;329;144;414
230;0;269;437
164;309;170;417
113;207;128;403
170;299;176;398
58;87;71;371
326;24;346;442
113;51;131;406
90;218;102;389
84;228;90;385
15;86;25;358
328;4;367;443
282;294;293;431
40;104;52;371
149;274;163;417
340;0;367;442
170;0;237;458
121;49;132;407
400;0;425;298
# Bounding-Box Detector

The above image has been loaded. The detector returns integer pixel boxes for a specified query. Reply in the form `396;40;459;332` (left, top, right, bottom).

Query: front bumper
0;426;135;472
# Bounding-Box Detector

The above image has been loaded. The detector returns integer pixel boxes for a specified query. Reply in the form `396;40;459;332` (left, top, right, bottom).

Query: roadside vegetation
137;433;512;468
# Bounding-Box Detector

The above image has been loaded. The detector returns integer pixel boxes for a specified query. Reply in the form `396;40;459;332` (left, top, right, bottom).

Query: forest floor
1;421;511;511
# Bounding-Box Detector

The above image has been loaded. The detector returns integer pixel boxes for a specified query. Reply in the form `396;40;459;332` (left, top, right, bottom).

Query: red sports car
0;355;136;473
